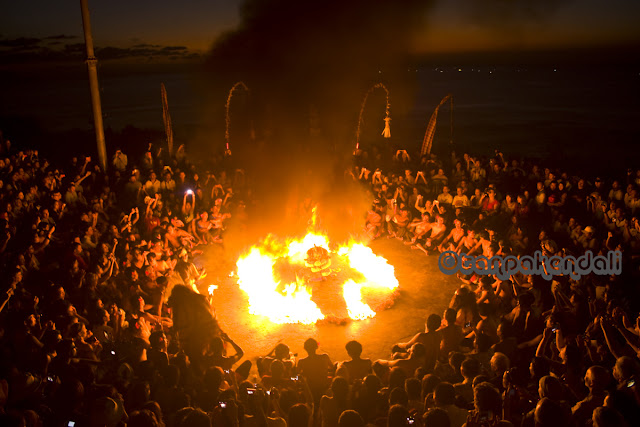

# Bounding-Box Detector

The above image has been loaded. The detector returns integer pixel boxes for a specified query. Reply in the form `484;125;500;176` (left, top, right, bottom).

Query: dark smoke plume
204;0;434;151
201;0;576;154
195;0;437;239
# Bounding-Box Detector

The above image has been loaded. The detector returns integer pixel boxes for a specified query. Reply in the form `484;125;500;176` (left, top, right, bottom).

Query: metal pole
80;0;107;172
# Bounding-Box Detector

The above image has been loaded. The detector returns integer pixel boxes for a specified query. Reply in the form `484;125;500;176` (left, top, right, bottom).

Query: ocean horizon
1;60;639;173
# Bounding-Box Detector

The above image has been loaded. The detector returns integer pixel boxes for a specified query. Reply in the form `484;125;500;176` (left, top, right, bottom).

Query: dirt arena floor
197;237;462;378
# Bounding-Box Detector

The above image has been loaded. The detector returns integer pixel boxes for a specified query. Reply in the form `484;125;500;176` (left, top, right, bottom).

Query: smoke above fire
198;0;575;151
192;0;436;239
202;0;433;147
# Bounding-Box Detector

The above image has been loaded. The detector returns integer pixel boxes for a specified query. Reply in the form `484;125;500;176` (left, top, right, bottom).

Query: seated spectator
338;410;365;427
434;382;469;427
571;365;611;426
365;200;385;239
489;353;509;393
502;367;534;426
319;376;349;427
405;377;423;414
297;338;333;405
377;343;427;378
387;403;411;427
416;214;447;255
604;388;640;427
433;168;449;189
261;359;296;391
453;358;480;409
288;402;312;427
437;186;454;206
203;332;251;378
392;314;442;373
533;398;568;427
423;407;452;427
438;219;465;253
452;187;470;209
521;375;570;427
439;308;463;361
388;202;412;241
405;209;432;247
258;342;296;378
112;148;128;172
464;382;512;426
337;340;372;383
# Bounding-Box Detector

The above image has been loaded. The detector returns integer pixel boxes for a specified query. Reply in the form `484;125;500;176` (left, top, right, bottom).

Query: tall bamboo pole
79;0;107;172
161;83;174;155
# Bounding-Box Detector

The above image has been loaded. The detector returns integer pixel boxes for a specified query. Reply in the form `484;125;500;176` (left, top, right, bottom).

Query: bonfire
235;210;400;324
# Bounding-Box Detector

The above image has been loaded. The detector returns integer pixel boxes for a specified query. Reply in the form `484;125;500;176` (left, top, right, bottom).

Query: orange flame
236;225;399;324
236;246;325;324
338;243;399;319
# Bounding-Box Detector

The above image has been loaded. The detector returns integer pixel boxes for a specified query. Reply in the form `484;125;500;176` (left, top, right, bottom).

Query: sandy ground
198;237;462;377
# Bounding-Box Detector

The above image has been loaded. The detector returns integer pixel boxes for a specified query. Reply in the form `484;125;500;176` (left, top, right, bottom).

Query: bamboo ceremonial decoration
161;83;174;156
355;83;391;151
225;82;249;155
420;94;453;156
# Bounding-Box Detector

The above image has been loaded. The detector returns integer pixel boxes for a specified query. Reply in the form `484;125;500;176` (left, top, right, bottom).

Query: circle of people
1;139;640;427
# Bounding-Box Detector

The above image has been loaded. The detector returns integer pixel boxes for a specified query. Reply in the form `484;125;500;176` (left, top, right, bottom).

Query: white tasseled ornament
382;116;391;138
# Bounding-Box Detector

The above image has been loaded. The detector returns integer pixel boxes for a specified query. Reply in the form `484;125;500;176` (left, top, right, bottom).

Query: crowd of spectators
0;136;639;427
350;147;640;426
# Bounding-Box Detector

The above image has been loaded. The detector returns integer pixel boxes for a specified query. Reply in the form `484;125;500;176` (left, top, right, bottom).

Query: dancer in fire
305;245;332;281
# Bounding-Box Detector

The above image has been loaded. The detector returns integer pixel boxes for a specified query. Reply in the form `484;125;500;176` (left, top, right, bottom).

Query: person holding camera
111;148;128;173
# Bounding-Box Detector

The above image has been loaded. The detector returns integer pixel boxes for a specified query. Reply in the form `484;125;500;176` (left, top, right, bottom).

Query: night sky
2;0;639;63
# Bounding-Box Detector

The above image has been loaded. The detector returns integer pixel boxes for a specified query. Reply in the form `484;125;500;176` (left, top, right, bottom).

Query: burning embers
235;218;400;324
